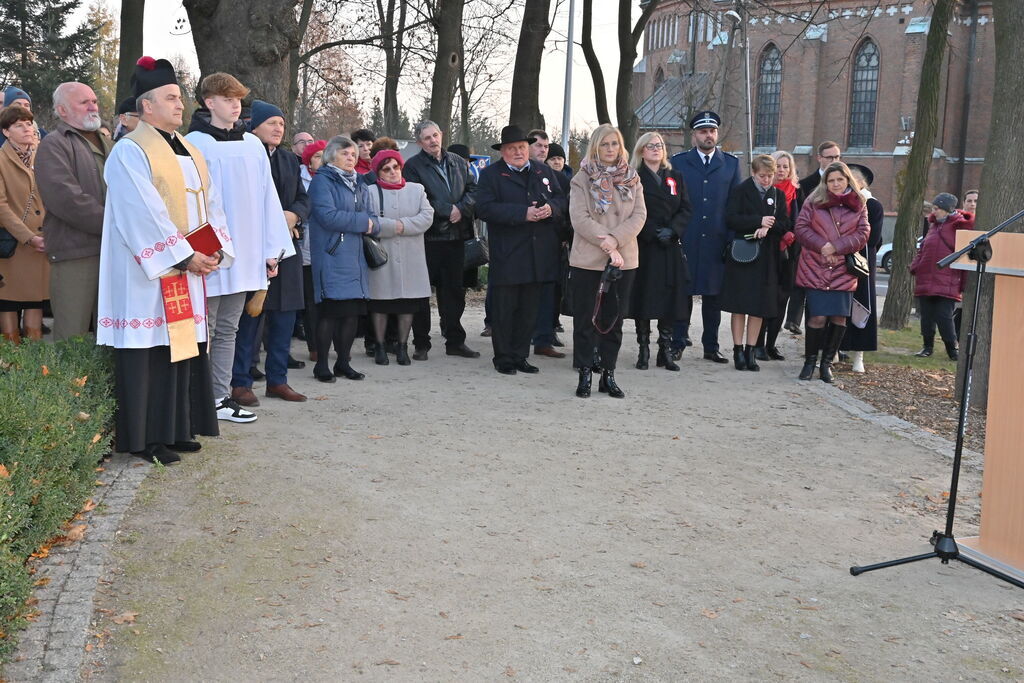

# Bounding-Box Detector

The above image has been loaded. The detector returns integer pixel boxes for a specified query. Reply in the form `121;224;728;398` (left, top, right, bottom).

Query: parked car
877;237;923;273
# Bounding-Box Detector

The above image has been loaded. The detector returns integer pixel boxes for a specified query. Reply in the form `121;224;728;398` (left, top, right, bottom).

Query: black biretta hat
116;96;136;116
130;56;178;99
491;125;536;151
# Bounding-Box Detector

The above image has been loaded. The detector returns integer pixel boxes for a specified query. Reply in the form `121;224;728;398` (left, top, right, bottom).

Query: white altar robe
97;140;233;349
183;131;294;297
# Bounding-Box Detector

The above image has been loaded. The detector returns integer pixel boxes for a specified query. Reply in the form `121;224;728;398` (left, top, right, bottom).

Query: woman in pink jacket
910;192;973;360
793;162;870;382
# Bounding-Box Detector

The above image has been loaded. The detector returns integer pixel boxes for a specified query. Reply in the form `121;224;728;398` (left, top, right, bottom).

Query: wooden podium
951;230;1024;580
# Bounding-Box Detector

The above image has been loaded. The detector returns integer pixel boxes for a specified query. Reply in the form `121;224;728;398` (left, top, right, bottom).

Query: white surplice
183;131;294;297
97;140;233;349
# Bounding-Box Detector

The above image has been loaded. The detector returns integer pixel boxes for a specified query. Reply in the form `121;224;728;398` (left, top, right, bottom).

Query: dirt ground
85;302;1024;681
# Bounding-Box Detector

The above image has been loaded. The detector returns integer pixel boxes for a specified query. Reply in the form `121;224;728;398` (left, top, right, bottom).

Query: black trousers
413;240;467;350
919;295;957;345
571;267;635;371
785;286;806;326
490;282;543;369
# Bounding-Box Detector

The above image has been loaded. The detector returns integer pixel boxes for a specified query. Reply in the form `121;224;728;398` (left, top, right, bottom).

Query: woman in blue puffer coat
309;135;380;382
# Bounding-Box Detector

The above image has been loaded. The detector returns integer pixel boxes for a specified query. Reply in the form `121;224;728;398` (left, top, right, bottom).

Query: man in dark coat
231;100;310;403
669;111;741;363
788;140;842;334
475;125;567;375
403;120;480;360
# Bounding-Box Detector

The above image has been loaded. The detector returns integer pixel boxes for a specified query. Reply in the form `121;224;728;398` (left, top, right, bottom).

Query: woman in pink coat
793;162;870;382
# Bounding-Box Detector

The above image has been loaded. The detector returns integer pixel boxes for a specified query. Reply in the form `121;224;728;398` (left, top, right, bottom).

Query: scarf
377;178;405;191
329;164;358;191
775;178;797;207
820;188;863;212
9;141;34;168
579;158;639;215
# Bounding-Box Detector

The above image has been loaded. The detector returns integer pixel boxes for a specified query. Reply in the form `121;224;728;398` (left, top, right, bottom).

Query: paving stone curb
3;455;150;683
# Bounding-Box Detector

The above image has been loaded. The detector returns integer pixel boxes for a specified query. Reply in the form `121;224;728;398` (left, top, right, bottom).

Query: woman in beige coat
0;105;48;342
365;150;433;365
568;124;646;398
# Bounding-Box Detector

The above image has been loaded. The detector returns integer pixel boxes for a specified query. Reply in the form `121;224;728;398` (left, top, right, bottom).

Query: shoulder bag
363;184;389;270
464;220;489;270
727;185;778;264
0;189;35;258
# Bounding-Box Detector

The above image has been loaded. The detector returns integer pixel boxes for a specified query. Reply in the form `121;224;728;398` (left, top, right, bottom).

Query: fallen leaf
111;611;138;625
91;433;102;444
75;411;91;422
33;577;51;587
0;464;8;478
41;365;49;376
374;659;400;666
504;666;516;677
63;524;86;543
444;634;464;640
73;375;88;387
631;561;647;569
438;611;449;619
85;642;93;652
368;435;384;439
701;608;719;619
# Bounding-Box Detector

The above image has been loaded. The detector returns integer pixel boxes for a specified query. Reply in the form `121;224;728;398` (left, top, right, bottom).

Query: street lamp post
561;0;576;151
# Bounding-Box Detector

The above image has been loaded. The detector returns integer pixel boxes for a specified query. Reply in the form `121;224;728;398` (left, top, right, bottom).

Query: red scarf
377;177;406;190
820;188;863;212
355;157;372;174
774;178;797;207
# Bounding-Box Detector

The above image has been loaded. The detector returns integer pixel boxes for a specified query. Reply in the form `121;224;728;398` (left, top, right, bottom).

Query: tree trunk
614;0;659;150
183;0;301;109
287;0;314;126
508;0;550;131
879;0;955;330
580;0;611;125
429;0;464;135
116;0;145;103
956;0;1024;408
458;41;471;145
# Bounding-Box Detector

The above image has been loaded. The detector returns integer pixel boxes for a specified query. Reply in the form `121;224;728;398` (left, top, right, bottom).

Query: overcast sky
73;1;631;132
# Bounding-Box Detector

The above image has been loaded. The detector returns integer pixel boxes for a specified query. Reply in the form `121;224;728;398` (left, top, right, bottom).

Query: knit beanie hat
932;192;958;213
547;142;567;160
3;86;31;107
248;100;285;132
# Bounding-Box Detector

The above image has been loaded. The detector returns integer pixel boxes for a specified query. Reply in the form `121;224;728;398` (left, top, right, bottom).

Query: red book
185;222;222;256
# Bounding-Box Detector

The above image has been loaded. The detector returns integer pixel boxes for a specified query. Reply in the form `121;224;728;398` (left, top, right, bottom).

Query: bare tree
428;0;465;133
879;0;956;331
508;0;551;130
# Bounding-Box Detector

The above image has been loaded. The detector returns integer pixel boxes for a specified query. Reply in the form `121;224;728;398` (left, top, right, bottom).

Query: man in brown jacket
35;82;113;340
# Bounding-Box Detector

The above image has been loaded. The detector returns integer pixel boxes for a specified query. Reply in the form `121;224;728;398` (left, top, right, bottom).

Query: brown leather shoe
266;383;307;402
231;385;260;407
534;346;566;359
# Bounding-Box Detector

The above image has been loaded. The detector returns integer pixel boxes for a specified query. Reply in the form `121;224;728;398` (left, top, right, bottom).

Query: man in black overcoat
475;125;567;375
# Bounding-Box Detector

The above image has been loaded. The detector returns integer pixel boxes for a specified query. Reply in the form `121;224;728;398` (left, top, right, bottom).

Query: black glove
656;228;675;246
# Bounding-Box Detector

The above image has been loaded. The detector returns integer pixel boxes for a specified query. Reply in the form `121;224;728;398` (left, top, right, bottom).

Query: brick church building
633;0;994;212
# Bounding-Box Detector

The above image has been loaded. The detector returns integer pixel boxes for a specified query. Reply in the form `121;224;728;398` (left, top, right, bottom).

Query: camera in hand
599;261;622;293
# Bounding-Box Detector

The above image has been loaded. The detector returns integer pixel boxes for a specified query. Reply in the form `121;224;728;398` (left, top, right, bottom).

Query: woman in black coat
839;164;885;372
629;132;692;370
719;154;791;371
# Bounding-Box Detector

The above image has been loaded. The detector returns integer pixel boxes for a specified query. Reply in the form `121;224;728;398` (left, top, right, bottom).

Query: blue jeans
531;282;557;347
233;309;297;388
673;294;721;353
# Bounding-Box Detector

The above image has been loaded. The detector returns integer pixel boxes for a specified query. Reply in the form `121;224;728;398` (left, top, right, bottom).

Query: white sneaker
216;397;258;423
851;351;865;374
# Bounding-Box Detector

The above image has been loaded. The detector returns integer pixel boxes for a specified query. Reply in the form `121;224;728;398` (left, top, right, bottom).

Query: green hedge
0;338;115;661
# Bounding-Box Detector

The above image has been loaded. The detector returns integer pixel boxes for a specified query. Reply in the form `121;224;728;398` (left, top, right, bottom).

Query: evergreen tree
85;1;119;122
0;0;98;121
368;97;385;136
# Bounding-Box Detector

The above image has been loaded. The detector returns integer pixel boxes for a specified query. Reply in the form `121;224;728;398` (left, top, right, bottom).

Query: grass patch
865;325;958;371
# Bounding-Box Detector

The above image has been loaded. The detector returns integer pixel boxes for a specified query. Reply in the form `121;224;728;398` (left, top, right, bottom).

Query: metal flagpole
561;0;576;151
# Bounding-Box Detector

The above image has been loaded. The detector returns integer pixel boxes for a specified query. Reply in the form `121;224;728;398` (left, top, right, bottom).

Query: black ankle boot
598;369;625;398
944;340;959;361
656;327;679;371
914;337;934;357
744;345;760;371
396;343;411;365
799;327;823;380
374;342;389;365
753;345;769;361
733;344;747;371
576;367;592;398
636;328;650;370
820;323;846;384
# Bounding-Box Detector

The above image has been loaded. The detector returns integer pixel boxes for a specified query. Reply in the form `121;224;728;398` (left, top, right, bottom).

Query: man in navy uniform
669;110;741;363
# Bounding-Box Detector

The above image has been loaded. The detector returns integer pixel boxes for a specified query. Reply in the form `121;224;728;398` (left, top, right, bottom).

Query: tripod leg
955;555;1024;589
850;551;938;576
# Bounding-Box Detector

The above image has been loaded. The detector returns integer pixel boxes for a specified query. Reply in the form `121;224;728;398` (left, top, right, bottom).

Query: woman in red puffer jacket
793;162;870;383
910;192;973;360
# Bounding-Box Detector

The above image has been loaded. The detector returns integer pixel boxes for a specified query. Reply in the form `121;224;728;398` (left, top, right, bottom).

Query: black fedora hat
491;125;536;151
847;163;874;187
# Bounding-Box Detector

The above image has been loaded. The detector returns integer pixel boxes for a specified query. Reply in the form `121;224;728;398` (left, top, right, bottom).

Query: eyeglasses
821;154;841;161
645;142;665;150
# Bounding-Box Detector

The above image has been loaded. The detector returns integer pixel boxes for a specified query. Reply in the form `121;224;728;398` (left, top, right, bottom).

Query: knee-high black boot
635;320;650;370
799;326;824;380
656;325;679;371
819;323;846;383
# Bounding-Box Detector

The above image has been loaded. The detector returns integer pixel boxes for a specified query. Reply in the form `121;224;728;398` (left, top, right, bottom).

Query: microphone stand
850;208;1024;589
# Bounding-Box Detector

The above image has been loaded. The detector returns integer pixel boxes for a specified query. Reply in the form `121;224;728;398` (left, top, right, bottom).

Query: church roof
635;73;711;130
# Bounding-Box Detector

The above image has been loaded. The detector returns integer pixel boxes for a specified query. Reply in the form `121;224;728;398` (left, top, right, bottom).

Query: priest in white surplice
97;57;234;464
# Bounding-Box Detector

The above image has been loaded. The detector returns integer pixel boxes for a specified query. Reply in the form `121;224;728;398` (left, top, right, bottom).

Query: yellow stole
125;121;212;362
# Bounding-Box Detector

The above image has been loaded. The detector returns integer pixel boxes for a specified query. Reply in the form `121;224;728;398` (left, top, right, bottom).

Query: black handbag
362;235;388;269
728;237;760;263
464;225;489;270
845;251;870;278
0;228;16;259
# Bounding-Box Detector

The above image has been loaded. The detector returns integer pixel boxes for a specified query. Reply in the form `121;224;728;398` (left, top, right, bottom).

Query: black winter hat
547;142;567;160
447;143;471;160
932;192;958;213
131;56;178;99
